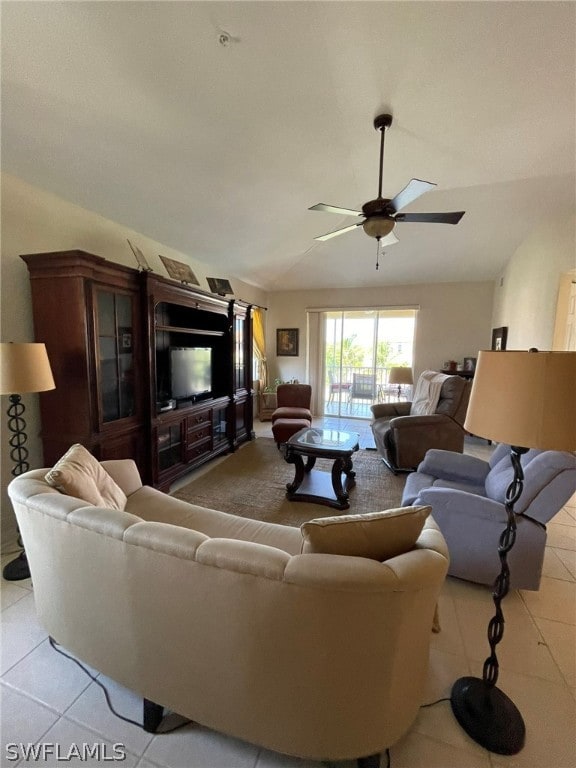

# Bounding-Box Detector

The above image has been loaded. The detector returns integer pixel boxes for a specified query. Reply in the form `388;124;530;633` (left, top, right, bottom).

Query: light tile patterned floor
2;423;575;768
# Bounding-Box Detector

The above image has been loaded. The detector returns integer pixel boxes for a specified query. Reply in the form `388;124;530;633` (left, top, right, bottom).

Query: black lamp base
2;552;30;581
451;676;525;755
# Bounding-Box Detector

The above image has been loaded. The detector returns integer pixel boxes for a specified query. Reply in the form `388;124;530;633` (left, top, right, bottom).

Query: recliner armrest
388;414;459;430
371;402;411;420
417;450;490;485
415;487;509;525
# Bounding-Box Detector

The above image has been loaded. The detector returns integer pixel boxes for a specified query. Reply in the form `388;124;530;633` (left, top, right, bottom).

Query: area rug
173;437;406;526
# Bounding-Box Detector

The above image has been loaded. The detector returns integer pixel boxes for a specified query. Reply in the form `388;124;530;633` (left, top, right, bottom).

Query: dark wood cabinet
22;250;254;489
21;251;148;478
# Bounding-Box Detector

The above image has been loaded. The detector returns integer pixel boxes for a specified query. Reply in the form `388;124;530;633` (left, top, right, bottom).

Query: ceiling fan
309;114;465;248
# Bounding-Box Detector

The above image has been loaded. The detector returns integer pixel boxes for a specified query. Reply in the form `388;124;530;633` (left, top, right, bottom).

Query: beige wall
491;213;576;350
0;173;267;551
265;283;495;385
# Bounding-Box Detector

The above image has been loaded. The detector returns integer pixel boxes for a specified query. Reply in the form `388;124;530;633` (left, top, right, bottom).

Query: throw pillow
300;505;431;560
45;443;127;510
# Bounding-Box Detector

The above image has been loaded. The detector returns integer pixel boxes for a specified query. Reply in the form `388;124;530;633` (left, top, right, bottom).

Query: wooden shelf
155;325;225;337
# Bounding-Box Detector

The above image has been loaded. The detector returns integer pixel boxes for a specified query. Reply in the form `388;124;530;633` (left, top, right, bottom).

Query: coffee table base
285;454;356;510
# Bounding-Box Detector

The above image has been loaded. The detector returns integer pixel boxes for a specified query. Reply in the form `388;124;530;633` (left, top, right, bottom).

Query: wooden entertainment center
22;250;254;490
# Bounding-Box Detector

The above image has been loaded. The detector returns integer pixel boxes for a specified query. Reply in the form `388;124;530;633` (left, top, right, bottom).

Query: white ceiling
2;1;575;291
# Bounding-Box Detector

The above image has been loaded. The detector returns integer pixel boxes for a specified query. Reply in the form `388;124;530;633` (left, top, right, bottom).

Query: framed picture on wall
276;328;299;357
463;357;476;372
491;327;508;351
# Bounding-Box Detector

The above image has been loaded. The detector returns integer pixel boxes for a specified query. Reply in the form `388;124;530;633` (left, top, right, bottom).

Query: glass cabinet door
234;312;248;392
96;289;136;423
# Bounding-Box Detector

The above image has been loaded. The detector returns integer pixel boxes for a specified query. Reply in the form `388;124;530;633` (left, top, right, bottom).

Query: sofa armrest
415;487;509;525
101;459;143;496
371;401;411;420
417;450;490;484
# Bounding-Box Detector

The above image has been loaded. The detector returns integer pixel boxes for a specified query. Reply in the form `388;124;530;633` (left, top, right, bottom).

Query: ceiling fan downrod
374;113;393;199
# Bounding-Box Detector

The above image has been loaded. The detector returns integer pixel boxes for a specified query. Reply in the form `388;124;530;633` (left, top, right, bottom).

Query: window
323;308;416;418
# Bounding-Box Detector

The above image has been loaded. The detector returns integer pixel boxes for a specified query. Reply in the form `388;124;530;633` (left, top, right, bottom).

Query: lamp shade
388;366;414;386
464;350;576;451
0;343;56;395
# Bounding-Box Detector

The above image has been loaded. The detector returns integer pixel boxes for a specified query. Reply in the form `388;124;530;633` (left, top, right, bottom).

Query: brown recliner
371;375;471;473
271;384;312;446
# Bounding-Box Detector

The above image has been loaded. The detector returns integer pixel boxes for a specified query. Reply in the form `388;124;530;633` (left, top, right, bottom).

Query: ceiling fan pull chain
376;238;380;270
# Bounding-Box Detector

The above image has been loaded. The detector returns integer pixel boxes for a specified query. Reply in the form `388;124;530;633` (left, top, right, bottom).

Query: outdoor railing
326;365;393;393
325;365;411;417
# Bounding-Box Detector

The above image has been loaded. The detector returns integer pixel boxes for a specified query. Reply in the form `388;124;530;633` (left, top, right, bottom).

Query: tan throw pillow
45;444;127;510
301;505;431;561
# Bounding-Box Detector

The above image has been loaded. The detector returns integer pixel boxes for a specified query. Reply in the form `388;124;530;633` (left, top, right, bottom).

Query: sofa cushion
127;486;303;555
45;443;127;510
300;505;431;561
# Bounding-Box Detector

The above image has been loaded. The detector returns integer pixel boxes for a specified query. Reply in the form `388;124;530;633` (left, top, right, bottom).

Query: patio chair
348;373;377;412
327;369;351;403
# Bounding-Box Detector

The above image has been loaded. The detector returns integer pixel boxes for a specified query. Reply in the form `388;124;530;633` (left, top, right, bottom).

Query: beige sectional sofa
9;450;449;768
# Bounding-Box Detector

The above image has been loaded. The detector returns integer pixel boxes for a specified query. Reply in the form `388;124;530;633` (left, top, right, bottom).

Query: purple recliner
402;444;576;590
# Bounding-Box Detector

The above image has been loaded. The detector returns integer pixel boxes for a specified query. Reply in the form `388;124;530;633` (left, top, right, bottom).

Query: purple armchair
402;444;576;590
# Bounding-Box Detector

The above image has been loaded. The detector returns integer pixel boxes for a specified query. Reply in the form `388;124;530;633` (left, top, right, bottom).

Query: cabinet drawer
186;424;211;446
186;438;211;463
187;410;211;427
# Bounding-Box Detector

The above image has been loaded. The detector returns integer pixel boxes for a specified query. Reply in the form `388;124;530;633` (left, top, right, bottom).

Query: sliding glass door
323;309;416;418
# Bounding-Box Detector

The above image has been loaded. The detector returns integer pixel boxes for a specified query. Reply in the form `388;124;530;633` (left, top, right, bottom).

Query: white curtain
306;310;326;416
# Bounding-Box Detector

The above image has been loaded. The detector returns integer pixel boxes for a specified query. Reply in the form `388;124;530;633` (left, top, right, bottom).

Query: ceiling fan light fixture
362;217;395;239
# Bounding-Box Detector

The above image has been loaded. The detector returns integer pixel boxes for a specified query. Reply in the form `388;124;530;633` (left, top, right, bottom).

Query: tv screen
170;346;212;400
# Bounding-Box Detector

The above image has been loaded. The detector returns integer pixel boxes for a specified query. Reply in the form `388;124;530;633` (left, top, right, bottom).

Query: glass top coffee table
284;427;360;510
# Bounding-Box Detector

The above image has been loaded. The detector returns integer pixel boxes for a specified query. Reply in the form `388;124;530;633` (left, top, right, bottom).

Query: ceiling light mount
374;113;393;132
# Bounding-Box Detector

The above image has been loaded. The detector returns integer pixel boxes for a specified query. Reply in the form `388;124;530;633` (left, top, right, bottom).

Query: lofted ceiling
1;1;575;291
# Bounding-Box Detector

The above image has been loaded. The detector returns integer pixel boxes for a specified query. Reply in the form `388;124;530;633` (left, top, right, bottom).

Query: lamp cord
48;637;191;733
482;445;528;688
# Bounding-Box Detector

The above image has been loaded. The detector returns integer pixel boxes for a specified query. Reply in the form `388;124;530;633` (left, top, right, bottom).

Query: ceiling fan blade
314;222;364;241
309;203;362;217
388;179;436;213
380;231;399;246
396;211;465;224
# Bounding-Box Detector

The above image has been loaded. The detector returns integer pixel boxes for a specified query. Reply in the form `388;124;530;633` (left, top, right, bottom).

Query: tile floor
2;420;575;768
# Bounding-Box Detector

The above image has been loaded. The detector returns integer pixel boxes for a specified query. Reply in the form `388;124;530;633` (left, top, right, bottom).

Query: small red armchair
271;384;312;447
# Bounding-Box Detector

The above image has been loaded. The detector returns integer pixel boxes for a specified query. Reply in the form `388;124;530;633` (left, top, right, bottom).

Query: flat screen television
170;346;212;401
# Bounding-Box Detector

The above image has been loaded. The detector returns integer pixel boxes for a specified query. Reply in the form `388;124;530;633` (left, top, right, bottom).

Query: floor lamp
1;343;55;581
388;366;413;399
450;349;576;755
